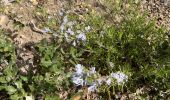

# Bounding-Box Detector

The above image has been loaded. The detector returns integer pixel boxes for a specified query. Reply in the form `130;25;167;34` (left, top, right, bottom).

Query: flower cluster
72;64;97;92
58;10;91;46
72;64;86;86
72;64;128;93
111;72;128;84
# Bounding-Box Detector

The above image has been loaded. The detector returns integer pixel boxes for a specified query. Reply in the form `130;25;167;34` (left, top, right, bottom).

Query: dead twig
29;21;45;34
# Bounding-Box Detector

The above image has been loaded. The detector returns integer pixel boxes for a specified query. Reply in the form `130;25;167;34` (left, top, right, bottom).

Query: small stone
0;14;9;26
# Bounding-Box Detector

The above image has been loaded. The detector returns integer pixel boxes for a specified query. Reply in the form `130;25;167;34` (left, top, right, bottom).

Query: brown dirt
142;0;170;31
0;0;63;74
1;0;169;47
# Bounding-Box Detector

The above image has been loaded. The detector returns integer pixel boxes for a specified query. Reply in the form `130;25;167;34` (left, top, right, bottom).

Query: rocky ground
1;0;170;45
142;0;170;31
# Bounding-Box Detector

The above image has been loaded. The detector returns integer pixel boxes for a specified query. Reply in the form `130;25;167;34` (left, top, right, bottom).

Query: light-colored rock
0;14;9;26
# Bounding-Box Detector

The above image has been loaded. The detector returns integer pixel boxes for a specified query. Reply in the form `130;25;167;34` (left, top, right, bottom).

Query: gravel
142;0;170;31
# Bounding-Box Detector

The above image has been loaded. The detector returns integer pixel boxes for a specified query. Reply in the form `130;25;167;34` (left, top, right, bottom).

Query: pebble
0;14;9;26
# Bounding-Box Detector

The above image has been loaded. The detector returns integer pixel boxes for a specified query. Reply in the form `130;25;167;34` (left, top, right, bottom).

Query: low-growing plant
0;34;20;99
0;0;170;99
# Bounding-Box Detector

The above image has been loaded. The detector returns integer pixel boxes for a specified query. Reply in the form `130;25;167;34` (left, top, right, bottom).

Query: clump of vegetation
0;0;170;99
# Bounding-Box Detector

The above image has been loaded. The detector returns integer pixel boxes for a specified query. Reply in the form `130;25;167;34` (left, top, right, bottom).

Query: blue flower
111;72;128;84
77;33;86;41
66;28;74;35
72;64;86;86
72;76;84;86
75;64;84;75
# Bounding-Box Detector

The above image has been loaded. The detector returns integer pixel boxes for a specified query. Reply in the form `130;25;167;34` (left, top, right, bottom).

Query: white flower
75;64;84;75
72;41;76;46
106;78;112;85
72;76;84;86
111;72;128;84
85;26;91;31
66;28;74;35
77;33;86;41
88;83;97;92
90;67;96;74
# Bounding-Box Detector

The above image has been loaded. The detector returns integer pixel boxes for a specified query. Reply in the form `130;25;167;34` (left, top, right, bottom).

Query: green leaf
6;86;17;95
10;93;21;100
15;81;23;89
0;85;5;90
20;76;28;82
29;85;35;92
41;58;52;67
45;94;60;100
0;77;7;83
60;48;65;54
117;31;123;40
